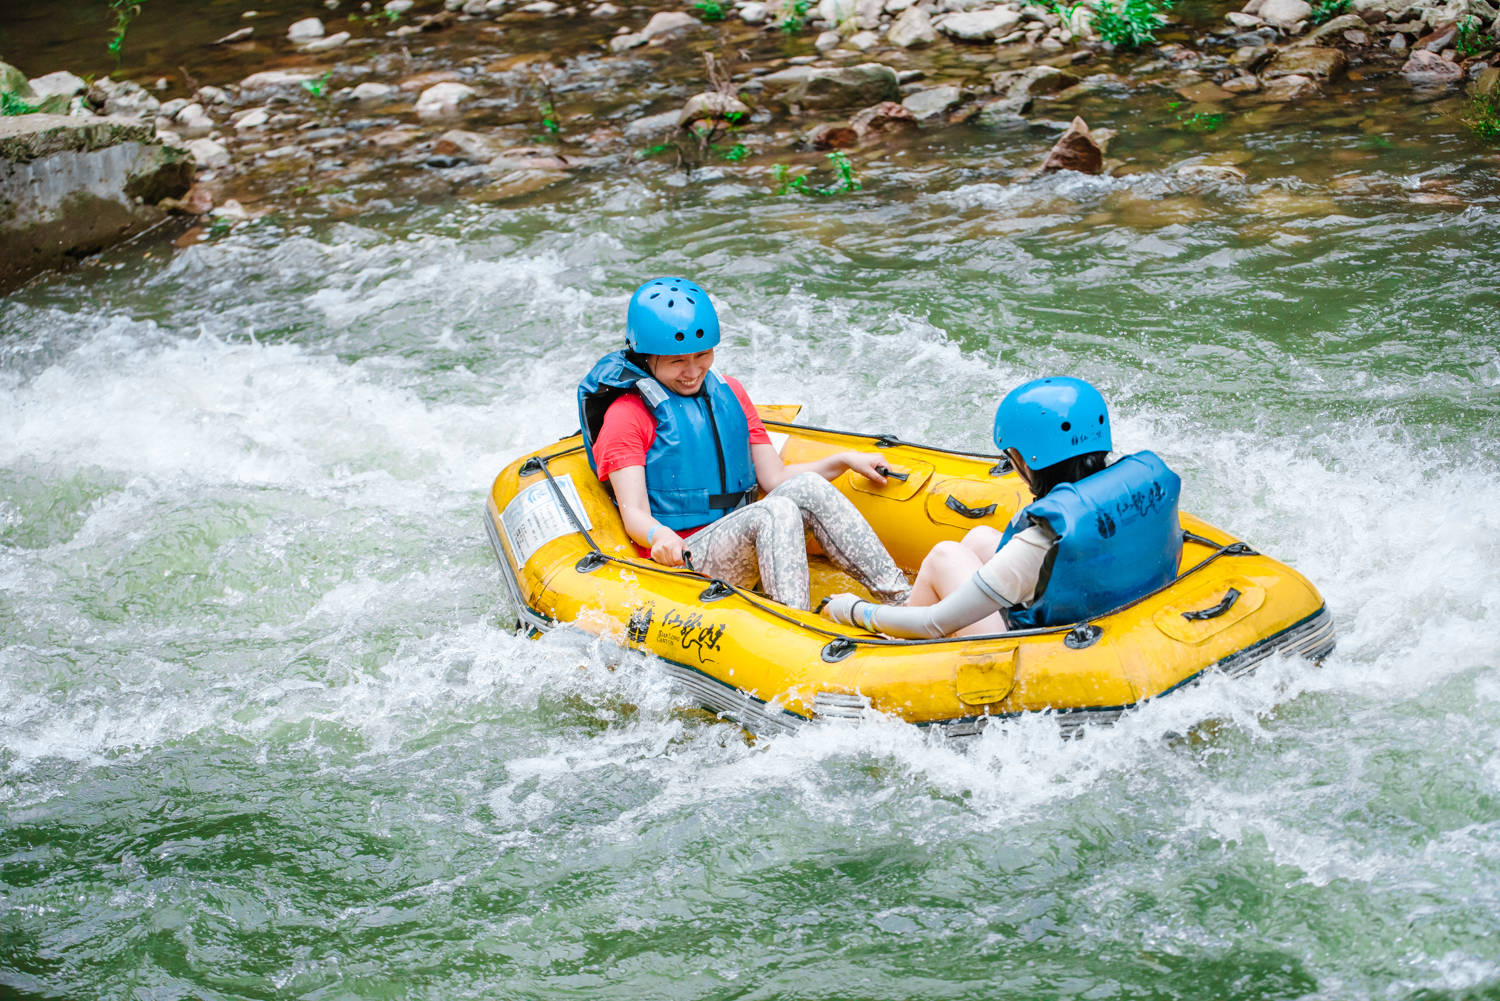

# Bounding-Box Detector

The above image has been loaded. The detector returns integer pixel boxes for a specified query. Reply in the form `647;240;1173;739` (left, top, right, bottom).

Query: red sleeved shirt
593;375;771;549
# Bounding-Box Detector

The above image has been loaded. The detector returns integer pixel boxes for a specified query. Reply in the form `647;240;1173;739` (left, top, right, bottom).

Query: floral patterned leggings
684;472;912;611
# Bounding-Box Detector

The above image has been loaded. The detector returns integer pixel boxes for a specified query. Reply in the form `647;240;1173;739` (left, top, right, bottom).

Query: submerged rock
1039;115;1103;174
1261;72;1320;98
1264;45;1349;79
781;63;900;109
850;99;918;138
288;17;326;41
807;121;859;147
678;92;752;127
902;84;963;118
1400;49;1464;83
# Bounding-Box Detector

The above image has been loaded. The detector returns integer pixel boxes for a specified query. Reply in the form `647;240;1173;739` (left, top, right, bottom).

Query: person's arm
821;525;1056;638
752;444;896;492
608;465;687;567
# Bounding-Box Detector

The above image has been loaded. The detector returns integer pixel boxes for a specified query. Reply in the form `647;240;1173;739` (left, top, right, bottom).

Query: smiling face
647;349;715;396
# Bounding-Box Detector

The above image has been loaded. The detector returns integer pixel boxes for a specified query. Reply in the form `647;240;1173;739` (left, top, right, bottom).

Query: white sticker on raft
501;474;593;566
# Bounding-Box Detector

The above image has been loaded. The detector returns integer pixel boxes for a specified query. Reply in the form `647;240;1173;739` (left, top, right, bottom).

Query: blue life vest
577;350;758;531
998;451;1182;628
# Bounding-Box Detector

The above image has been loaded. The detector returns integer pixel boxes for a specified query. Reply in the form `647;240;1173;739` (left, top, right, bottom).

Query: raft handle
699;580;735;602
874;465;909;482
1064;623;1102;649
1182;587;1241;621
988;456;1013;476
575;551;607;573
945;495;997;520
821;637;858;662
519;456;545;477
872;434;902;448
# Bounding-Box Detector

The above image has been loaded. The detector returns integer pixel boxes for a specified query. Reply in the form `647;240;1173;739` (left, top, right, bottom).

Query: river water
5;9;1500;996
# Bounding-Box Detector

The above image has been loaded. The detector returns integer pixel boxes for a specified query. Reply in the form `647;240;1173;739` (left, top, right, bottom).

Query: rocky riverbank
2;0;1497;278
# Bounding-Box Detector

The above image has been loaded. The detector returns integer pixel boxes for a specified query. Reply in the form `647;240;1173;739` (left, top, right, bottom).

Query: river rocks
433;128;504;161
888;6;939;45
1298;12;1368;42
815;30;842;50
29;71;87;103
415;82;476;118
847;30;882;50
1177;162;1248;181
779;63;900;109
740;1;769;22
610;32;647;51
623;109;680;139
807;121;859;147
186;137;230;167
174;103;216;135
1264;46;1349;78
992;64;1079;100
1400;48;1465;82
240;69;320;91
1039;115;1102;174
938;7;1023;40
348;82;399;102
642;11;700;38
1262;72;1320;98
901;84;963;118
973;94;1032;125
90;78;160;121
850;99;919;137
1;113;193;293
288;17;326;42
1257;0;1312;27
233;107;270;130
304;31;352;52
678;91;752;127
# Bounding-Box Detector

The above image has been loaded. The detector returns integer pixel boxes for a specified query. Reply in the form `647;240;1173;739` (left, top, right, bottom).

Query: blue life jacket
577;350;758;531
998;451;1182;628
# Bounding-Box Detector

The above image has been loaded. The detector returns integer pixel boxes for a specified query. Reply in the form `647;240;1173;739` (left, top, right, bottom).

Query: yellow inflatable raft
483;407;1334;736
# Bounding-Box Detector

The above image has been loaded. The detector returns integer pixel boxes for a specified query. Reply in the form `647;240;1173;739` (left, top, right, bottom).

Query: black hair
1027;451;1109;498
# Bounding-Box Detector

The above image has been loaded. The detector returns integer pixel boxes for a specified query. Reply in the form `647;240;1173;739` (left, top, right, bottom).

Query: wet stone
1401;49;1464;83
1039;115;1102;173
1265;46;1348;79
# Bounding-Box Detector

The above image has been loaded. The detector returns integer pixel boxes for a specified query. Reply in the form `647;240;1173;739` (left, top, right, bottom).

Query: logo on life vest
1096;511;1117;538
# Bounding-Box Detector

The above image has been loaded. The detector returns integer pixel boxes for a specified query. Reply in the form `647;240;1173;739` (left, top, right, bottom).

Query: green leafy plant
695;0;727;20
1;90;40;116
300;70;334;98
780;0;812;33
1456;14;1494;55
1309;0;1348;26
1071;0;1172;49
1464;91;1500;143
1166;101;1226;132
773;151;861;195
107;0;143;59
637;142;674;158
720;142;749;161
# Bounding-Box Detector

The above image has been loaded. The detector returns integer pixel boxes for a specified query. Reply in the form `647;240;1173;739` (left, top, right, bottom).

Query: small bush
1309;0;1348;26
695;0;727;20
1088;0;1172;49
1465;92;1500;143
779;0;812;33
773;151;861;195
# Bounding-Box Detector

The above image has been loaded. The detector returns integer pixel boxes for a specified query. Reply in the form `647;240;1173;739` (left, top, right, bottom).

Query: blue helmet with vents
625;277;721;355
993;376;1111;470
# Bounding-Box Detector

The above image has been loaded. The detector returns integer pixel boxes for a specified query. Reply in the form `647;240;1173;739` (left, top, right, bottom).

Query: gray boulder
1257;0;1311;27
888;6;939;45
1;114;192;293
1264;46;1348;78
938;7;1023;40
782;64;900;109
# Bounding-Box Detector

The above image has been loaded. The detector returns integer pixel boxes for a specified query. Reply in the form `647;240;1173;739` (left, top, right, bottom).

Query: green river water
4;3;1500;998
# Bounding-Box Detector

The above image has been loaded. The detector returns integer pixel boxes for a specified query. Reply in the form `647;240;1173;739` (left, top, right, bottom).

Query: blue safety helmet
625;277;721;355
993;376;1111;470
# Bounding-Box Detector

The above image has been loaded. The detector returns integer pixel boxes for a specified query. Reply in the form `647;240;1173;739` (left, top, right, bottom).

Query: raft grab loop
945;495;998;519
576;551;607;573
1182;587;1241;621
821;637;858;662
1064;623;1102;649
699;580;735;602
519;456;545;477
